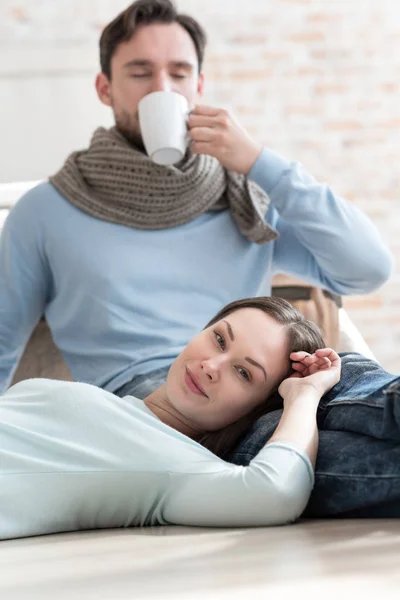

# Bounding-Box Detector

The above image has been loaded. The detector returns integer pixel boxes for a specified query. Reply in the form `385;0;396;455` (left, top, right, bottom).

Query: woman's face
165;308;290;431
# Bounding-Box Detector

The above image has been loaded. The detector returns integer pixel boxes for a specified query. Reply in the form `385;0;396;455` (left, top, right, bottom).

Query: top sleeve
248;148;394;295
0;192;50;392
163;442;314;527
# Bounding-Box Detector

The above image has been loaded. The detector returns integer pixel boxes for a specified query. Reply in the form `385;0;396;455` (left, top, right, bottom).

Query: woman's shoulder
5;378;117;400
3;379;136;420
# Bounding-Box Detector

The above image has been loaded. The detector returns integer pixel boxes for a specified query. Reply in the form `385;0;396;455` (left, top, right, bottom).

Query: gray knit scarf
50;126;278;244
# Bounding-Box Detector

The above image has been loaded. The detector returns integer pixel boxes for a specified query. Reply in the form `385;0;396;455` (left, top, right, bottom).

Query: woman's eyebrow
245;357;267;381
223;320;234;341
223;320;268;381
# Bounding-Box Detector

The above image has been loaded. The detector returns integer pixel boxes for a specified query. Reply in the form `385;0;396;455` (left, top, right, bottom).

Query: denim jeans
230;353;400;518
114;366;171;400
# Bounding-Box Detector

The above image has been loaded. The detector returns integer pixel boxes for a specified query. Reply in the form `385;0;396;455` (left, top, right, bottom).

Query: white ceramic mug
138;91;189;165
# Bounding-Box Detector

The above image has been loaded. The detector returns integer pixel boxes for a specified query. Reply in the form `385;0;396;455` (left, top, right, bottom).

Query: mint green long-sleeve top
0;379;314;540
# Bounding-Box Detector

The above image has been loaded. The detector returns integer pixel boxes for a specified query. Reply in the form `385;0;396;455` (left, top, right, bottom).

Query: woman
1;297;338;540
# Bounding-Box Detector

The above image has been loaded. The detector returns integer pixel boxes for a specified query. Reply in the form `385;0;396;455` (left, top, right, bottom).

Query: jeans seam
326;400;383;408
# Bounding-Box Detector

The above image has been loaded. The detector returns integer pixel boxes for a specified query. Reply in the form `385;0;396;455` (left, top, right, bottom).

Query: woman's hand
278;348;341;402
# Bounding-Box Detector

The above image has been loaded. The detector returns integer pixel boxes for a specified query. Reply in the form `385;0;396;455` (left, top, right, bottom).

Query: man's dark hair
100;0;207;79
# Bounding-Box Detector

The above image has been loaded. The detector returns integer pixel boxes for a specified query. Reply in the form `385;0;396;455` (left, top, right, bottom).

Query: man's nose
150;72;172;93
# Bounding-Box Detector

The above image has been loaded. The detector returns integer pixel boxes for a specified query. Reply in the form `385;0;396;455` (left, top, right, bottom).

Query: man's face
96;23;204;148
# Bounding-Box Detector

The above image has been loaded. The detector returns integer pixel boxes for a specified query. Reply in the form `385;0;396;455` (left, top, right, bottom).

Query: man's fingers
191;141;218;156
189;127;215;142
192;104;222;117
188;114;220;129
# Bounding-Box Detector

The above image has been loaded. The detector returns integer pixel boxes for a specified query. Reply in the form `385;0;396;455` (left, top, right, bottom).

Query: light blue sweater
0;378;314;539
0;148;393;393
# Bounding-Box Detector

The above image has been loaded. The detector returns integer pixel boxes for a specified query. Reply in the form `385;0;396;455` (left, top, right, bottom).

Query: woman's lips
185;368;208;397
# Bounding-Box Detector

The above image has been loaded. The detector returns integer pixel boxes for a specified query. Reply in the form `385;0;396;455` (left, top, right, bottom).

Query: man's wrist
242;142;263;175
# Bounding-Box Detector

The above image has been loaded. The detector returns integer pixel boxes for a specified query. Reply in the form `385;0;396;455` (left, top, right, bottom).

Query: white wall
0;37;114;180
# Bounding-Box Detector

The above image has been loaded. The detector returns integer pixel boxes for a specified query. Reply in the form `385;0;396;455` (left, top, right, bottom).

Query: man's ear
95;72;112;107
197;72;205;99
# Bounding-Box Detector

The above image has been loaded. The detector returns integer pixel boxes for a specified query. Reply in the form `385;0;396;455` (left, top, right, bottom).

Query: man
0;0;393;397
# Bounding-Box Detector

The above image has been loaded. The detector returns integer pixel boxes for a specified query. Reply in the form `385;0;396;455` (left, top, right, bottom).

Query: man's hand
278;348;342;401
187;105;263;175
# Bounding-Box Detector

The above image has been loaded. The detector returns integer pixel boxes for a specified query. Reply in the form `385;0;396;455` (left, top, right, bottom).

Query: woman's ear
95;72;112;107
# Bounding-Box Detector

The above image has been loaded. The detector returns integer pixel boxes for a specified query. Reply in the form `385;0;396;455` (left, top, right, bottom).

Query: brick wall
1;0;399;371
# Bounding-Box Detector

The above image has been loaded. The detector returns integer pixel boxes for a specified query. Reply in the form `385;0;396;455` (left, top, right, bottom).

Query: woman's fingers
291;351;333;378
314;348;340;359
314;348;341;369
290;348;336;358
291;362;308;372
290;351;311;360
291;348;338;366
308;359;331;374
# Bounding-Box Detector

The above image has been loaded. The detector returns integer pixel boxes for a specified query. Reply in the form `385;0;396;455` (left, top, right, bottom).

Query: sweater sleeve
249;148;393;295
163;442;314;527
0;192;50;392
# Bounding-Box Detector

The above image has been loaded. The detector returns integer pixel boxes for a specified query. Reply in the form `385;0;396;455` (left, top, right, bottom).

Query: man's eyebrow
223;320;234;341
123;59;153;69
122;59;194;70
245;357;267;381
169;61;194;71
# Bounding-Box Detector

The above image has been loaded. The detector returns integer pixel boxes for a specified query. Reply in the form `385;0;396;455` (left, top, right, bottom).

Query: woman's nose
200;357;222;382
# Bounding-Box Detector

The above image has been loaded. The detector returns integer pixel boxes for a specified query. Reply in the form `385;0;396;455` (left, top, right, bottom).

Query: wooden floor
1;520;399;599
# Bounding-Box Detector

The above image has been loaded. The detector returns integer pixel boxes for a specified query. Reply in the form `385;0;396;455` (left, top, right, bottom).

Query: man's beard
113;107;145;152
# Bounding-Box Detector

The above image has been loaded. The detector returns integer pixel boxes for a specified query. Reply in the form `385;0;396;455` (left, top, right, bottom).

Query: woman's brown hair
99;0;207;79
198;296;326;459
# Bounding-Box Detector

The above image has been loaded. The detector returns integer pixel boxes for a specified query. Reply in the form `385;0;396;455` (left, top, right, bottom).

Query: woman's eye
171;74;186;79
237;367;251;382
214;331;225;350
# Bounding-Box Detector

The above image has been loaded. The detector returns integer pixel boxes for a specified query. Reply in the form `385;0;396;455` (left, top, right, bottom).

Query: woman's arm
164;440;315;528
267;348;342;467
267;387;320;467
163;349;341;528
